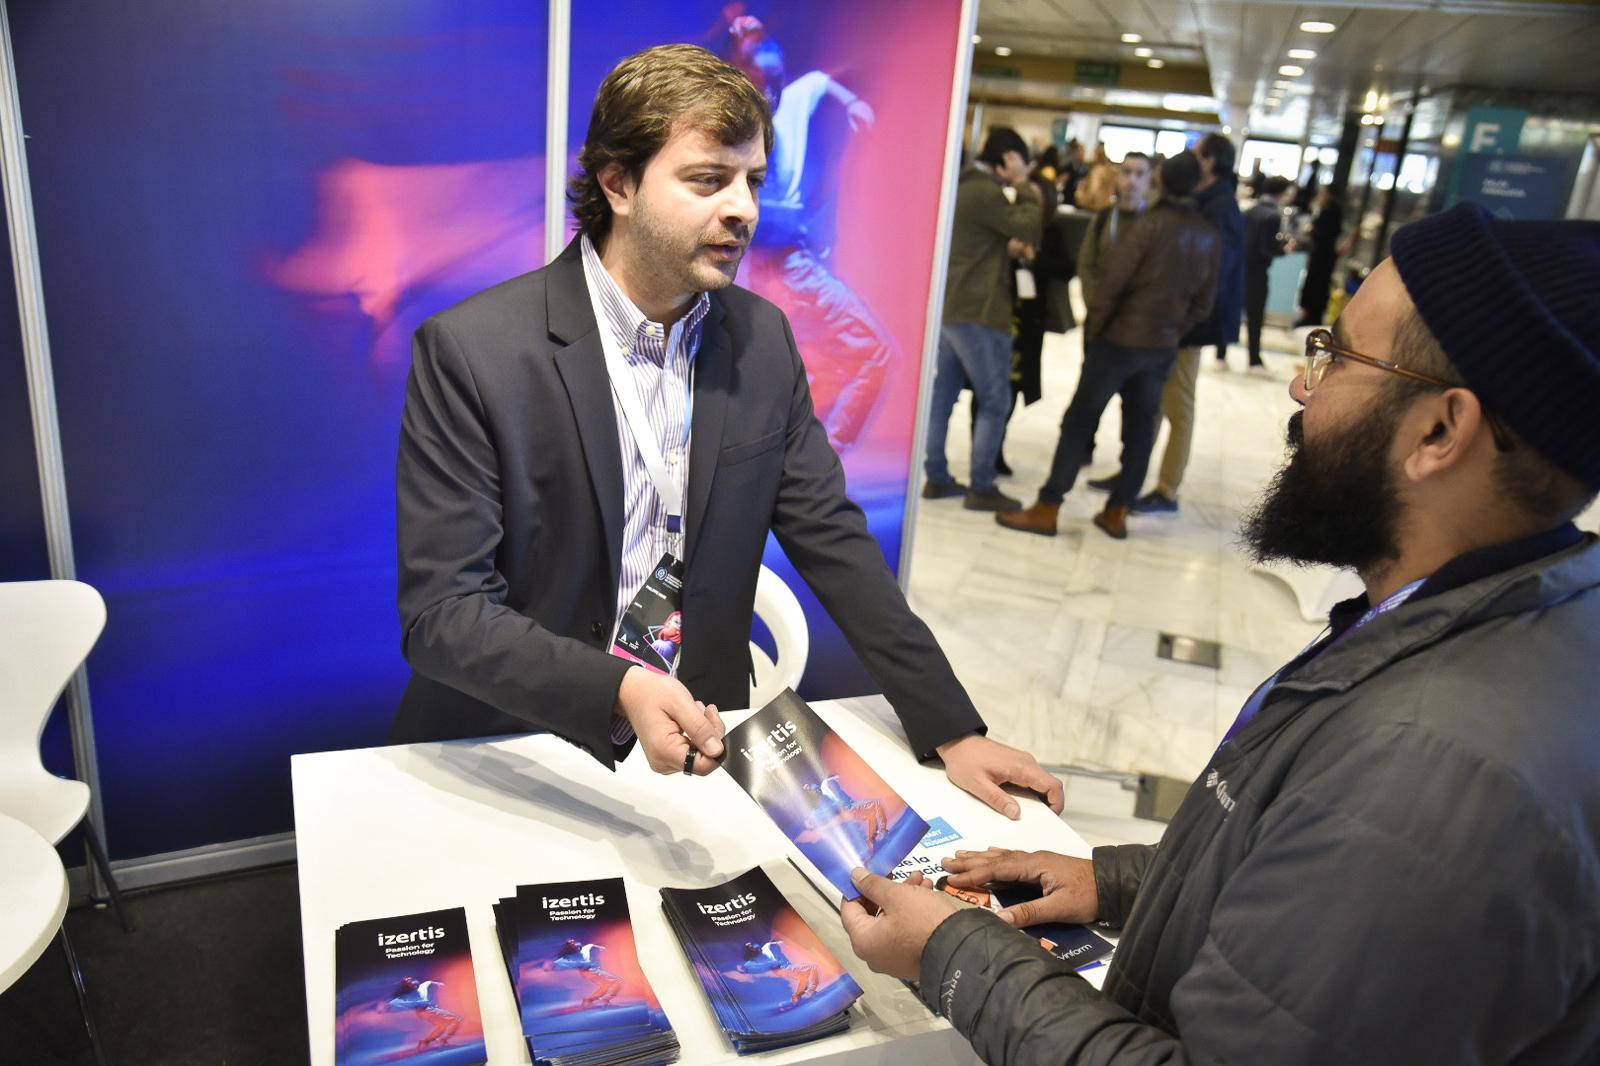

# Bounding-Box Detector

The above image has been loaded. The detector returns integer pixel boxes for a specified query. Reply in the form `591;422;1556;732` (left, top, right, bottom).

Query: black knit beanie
1389;201;1600;491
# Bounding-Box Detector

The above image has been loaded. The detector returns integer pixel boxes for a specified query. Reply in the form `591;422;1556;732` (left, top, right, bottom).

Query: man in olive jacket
922;126;1041;513
841;201;1600;1064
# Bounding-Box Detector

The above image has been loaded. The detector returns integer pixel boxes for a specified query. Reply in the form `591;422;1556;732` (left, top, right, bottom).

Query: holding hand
941;847;1097;926
936;734;1064;819
615;667;725;775
840;868;962;981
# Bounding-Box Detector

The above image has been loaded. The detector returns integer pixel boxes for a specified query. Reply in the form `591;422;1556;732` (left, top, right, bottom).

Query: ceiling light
1134;47;1153;57
994;45;1013;56
1147;58;1165;69
972;34;982;44
1278;64;1304;77
1300;20;1336;33
1273;80;1292;89
1287;48;1317;60
1121;33;1142;43
1222;125;1231;134
1363;89;1379;111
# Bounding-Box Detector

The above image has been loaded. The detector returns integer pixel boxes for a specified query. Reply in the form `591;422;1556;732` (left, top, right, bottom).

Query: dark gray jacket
920;535;1600;1064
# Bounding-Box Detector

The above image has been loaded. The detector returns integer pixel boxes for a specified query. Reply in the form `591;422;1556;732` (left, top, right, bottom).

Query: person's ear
1402;388;1488;483
598;163;633;219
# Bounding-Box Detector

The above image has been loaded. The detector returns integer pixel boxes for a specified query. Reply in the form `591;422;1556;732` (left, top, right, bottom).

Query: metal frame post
544;0;572;264
0;0;110;896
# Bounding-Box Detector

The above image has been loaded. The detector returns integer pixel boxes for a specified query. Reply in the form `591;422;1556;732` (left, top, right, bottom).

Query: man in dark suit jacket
392;43;1062;818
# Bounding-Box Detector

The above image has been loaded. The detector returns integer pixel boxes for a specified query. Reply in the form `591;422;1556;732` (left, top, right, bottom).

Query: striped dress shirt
578;235;710;744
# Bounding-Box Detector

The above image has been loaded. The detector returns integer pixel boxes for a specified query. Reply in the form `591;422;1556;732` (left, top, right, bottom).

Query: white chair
0;579;130;931
0;810;108;1065
748;565;810;708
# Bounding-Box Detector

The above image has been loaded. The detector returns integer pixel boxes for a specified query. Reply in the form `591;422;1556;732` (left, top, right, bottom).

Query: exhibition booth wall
0;0;970;872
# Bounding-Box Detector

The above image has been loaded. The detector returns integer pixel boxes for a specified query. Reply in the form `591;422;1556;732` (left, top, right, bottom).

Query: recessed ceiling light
1300;20;1337;33
1147;58;1165;69
1287;48;1317;60
1134;47;1153;57
1121;33;1142;43
972;34;982;44
994;45;1013;56
1222;125;1232;135
1278;65;1304;77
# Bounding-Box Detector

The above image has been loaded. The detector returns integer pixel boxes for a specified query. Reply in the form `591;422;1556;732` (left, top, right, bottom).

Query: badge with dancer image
609;554;685;676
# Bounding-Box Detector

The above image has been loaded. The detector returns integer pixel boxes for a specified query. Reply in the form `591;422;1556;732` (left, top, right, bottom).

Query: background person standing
922;127;1041;512
1242;175;1292;370
1133;132;1244;517
1296;183;1347;326
996;152;1219;541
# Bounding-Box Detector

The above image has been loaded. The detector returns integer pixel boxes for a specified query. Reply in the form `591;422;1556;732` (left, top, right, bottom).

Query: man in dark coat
1241;175;1292;368
1296;183;1347;326
1107;132;1244;517
839;202;1600;1065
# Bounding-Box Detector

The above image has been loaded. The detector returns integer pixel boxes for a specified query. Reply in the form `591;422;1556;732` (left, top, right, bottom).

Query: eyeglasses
1301;327;1515;451
1301;328;1454;393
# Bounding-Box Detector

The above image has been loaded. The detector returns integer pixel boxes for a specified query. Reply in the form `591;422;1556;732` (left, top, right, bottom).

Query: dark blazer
392;238;985;767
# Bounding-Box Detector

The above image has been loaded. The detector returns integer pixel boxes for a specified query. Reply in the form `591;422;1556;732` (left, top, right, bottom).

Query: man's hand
840;868;962;981
615;667;725;775
936;734;1064;819
941;847;1097;926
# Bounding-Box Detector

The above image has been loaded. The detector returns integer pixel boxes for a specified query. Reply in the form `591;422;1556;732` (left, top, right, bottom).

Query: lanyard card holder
609;553;685;676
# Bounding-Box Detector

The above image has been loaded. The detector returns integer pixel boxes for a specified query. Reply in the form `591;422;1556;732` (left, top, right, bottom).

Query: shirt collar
580;233;710;363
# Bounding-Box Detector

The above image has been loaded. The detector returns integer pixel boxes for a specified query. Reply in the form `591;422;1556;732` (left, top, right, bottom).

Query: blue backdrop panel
13;1;547;859
0;193;74;781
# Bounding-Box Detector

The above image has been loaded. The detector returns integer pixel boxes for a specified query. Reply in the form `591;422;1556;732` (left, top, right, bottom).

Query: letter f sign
1470;122;1501;153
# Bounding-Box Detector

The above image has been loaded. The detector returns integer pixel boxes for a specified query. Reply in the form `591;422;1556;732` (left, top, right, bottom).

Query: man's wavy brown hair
568;44;773;244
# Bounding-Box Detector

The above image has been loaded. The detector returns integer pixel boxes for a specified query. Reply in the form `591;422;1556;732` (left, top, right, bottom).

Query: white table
0;811;68;992
293;695;1095;1064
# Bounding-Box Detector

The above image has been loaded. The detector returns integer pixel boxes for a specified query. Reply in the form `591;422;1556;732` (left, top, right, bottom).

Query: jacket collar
1276;534;1600;697
544;234;734;579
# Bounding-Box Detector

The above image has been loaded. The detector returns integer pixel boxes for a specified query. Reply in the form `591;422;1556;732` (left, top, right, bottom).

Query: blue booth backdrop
1;0;967;864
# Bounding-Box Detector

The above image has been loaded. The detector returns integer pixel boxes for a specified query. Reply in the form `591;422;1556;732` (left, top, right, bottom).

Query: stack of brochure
334;906;487;1065
660;866;862;1054
492;877;680;1066
722;688;930;899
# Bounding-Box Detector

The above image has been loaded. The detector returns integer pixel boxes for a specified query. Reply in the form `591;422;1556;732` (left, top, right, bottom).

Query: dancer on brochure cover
735;939;820;1006
723;689;928;897
376;978;464;1051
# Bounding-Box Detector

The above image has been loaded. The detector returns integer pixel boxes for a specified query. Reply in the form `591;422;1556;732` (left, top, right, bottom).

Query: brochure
721;689;929;898
935;877;1114;969
660;866;862;1054
334;906;487;1065
496;877;679;1066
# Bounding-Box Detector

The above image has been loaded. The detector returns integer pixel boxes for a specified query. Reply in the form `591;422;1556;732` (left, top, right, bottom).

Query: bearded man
839;201;1600;1065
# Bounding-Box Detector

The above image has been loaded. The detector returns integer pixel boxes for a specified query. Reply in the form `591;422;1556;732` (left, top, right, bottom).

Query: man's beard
632;190;749;297
1239;403;1406;574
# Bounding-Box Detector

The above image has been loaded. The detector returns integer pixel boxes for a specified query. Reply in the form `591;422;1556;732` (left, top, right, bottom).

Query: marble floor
906;312;1331;788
